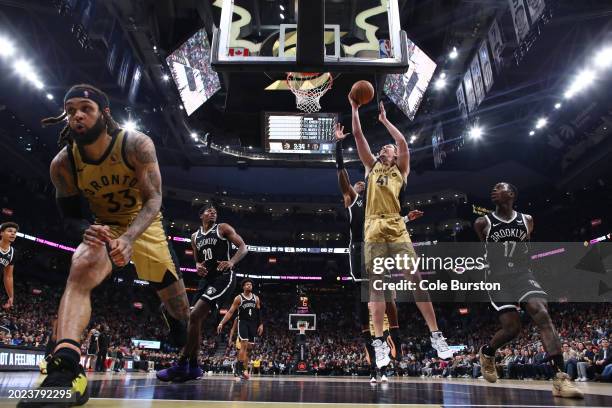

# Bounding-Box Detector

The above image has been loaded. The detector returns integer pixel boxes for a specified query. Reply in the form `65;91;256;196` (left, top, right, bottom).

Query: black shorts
196;271;236;310
485;267;547;312
237;319;257;343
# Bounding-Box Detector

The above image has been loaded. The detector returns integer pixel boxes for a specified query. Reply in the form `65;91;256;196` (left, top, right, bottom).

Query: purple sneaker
156;361;188;382
185;364;203;381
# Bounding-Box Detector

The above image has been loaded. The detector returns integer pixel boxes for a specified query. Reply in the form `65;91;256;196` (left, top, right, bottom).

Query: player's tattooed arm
473;216;488;242
123;132;163;243
50;148;79;198
217;223;248;270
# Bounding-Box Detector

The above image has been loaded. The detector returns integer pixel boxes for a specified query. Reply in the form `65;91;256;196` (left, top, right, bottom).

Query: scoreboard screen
264;112;337;154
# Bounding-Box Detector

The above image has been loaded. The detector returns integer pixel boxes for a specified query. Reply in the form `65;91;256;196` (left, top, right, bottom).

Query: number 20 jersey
193;224;231;279
484;211;530;274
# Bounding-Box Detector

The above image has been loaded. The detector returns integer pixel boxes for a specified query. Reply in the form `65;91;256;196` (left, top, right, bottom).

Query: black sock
551;354;564;373
54;347;80;368
236;361;243;372
482;345;496;357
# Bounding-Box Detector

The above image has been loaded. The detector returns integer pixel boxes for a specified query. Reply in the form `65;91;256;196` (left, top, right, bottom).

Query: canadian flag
228;47;249;57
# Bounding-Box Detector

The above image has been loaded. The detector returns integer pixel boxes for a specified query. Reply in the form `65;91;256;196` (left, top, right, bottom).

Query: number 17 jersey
484;211;530;274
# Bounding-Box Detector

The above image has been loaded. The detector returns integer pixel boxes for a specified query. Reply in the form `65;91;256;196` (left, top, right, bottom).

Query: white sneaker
381;374;389;383
431;332;453;360
372;339;391;368
370;375;377;383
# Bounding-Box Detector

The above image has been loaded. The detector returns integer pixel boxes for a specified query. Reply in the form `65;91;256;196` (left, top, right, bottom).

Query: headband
64;86;109;110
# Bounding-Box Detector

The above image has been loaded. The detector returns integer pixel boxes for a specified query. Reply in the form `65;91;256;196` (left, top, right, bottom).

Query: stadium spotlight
535;117;548;129
594;46;612;69
409;134;417;144
564;69;595;99
46;93;54;100
554;102;562;109
529;130;535;136
0;37;15;57
190;132;198;140
280;5;285;10
449;47;458;59
434;77;447;90
280;13;285;19
122;120;137;132
162;74;170;81
469;126;482;139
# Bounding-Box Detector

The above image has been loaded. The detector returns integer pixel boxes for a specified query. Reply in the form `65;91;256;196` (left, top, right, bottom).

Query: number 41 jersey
194;224;231;278
484;211;530;274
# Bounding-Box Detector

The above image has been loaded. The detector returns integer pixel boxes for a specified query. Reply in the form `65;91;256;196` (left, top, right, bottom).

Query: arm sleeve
335;140;344;170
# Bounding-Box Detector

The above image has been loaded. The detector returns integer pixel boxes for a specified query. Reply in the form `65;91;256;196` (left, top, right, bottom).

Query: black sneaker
18;356;89;407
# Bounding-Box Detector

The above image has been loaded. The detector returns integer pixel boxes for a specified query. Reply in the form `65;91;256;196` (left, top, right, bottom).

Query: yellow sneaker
18;356;89;407
552;372;584;399
479;346;497;383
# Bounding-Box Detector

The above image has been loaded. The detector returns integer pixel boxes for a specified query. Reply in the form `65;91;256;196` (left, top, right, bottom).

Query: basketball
349;80;375;106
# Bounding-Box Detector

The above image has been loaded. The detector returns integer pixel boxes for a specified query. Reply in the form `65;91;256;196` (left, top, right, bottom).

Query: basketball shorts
237;319;257;343
364;214;417;302
196;271;236;310
349;242;365;282
485;267;547;312
107;219;180;288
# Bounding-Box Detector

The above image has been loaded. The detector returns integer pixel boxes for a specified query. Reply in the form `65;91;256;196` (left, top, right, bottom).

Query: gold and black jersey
365;161;405;218
69;130;161;226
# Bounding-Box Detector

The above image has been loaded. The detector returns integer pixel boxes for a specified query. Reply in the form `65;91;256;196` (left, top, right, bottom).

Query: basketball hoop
286;72;333;113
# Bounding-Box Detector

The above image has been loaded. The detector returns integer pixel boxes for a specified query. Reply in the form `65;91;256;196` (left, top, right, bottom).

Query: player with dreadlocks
18;84;190;407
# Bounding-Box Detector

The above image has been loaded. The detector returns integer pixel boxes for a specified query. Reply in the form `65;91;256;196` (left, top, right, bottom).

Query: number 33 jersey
69;129;161;226
484;211;530;274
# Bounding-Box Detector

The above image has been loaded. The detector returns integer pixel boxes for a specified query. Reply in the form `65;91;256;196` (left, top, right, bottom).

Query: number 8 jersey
194;224;231;278
69;129;161;226
484;211;530;274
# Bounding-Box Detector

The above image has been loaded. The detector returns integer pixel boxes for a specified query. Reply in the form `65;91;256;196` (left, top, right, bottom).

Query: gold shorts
108;219;179;284
364;214;418;301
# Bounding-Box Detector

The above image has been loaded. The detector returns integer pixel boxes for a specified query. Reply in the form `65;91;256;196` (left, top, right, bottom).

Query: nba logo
379;39;392;58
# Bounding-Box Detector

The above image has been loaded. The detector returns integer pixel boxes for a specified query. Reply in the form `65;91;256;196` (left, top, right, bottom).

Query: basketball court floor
2;372;611;407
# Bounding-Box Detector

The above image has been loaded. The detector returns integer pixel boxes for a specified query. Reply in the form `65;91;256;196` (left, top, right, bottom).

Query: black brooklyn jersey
347;194;365;243
238;293;258;322
193;224;231;278
0;246;15;270
485;211;530;273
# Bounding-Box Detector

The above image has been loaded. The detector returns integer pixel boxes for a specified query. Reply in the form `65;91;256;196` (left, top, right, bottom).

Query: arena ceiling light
554;102;562;109
564;69;595;99
469;126;482;139
162;74;170;81
434;76;446;90
529;130;535;136
449;47;458;60
122;120;137;132
0;37;15;57
46;93;54;100
594;46;612;69
535;117;548;129
190;132;198;140
409;134;417;144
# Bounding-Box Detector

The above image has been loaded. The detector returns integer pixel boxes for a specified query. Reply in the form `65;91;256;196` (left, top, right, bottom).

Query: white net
286;72;333;113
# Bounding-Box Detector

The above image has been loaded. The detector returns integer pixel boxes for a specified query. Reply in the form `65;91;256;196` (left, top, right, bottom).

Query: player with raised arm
0;222;18;310
350;95;452;370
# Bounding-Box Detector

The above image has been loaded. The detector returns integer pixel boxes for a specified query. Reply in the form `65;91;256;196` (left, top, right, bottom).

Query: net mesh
286;72;333;113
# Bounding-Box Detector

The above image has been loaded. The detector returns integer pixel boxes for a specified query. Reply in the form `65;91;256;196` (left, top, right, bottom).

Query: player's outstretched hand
257;324;264;336
196;262;208;277
217;260;234;271
378;101;387;123
348;94;360;110
83;224;112;246
217;323;224;335
109;236;133;267
334;123;350;142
